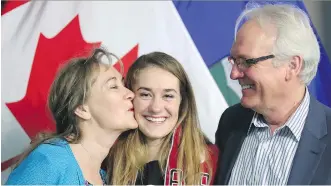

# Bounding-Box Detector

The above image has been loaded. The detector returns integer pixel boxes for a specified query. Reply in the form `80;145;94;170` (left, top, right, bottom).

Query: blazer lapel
221;131;247;184
221;108;253;184
287;97;327;185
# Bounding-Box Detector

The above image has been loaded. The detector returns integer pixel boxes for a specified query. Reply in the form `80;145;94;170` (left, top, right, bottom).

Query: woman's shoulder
5;138;74;184
35;138;70;155
26;138;73;167
206;144;220;163
207;144;219;154
206;144;220;185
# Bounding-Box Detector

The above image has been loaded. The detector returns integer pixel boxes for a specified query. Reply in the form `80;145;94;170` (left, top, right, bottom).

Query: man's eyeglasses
228;54;275;71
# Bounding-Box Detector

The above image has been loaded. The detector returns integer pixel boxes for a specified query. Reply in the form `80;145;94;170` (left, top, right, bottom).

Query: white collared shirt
228;89;310;185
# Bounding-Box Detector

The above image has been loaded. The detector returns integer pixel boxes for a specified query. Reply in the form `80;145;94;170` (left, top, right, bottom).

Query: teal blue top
6;138;107;185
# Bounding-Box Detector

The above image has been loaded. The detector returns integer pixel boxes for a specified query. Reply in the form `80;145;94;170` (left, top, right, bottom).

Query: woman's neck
146;138;164;162
70;121;122;184
77;120;121;165
79;131;120;166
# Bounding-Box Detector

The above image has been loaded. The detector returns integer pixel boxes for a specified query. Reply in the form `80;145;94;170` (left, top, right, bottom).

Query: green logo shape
209;56;241;106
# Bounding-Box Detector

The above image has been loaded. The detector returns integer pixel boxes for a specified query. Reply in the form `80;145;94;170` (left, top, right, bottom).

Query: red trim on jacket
164;127;220;185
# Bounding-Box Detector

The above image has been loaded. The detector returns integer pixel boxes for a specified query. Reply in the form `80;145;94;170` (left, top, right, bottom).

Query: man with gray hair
215;3;331;185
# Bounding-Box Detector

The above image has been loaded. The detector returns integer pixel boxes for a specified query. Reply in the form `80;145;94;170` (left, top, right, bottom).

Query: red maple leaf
5;15;138;143
1;0;29;16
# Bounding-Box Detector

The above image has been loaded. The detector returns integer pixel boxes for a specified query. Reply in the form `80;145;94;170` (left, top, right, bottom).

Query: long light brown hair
13;48;124;169
109;52;213;185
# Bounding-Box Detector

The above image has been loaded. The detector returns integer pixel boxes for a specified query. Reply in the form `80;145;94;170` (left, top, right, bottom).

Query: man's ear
74;105;91;120
285;55;303;81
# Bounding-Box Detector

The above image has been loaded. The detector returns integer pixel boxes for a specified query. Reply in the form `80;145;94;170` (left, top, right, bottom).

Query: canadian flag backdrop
1;1;230;182
2;0;331;183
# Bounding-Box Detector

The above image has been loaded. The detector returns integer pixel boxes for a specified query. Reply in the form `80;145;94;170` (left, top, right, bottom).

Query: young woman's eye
164;94;174;99
139;92;153;100
139;93;151;98
110;85;118;89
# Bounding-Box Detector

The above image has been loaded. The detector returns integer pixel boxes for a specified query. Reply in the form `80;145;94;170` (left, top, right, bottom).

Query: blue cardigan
6;138;106;185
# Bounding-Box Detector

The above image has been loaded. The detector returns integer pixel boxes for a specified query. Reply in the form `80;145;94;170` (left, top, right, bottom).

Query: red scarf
164;127;219;185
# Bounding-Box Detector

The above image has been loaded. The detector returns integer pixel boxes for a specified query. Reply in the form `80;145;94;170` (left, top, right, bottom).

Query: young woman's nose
148;97;163;113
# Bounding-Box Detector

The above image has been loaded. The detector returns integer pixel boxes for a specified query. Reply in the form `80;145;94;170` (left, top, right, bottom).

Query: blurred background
303;0;331;58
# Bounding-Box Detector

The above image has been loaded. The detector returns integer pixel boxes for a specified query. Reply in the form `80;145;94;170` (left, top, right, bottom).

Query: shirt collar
247;87;310;141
